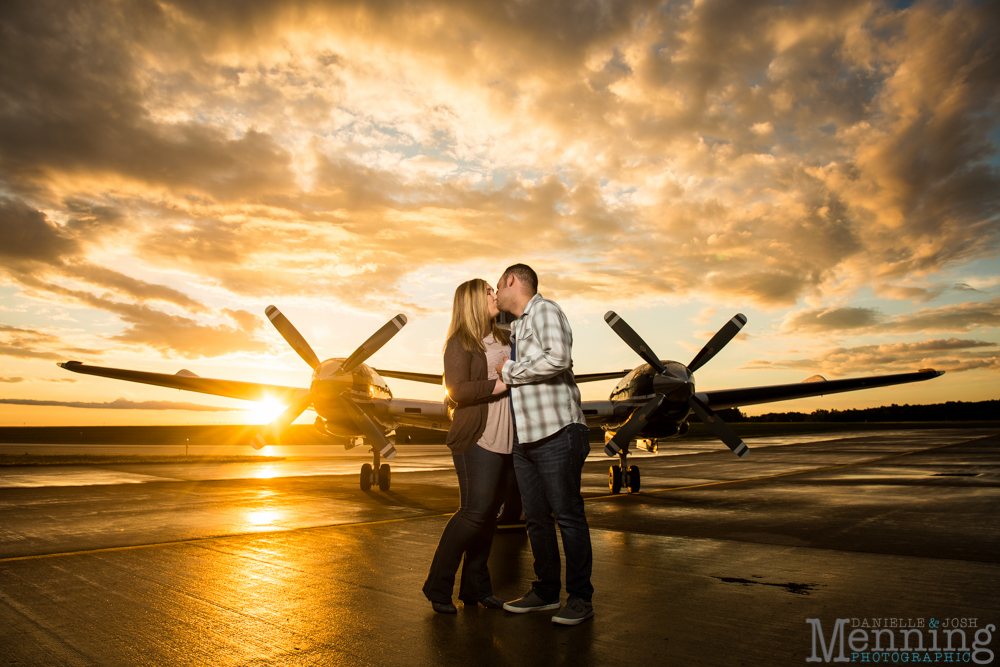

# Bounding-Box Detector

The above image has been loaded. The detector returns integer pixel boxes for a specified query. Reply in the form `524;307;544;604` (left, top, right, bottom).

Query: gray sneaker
552;598;594;626
503;590;561;613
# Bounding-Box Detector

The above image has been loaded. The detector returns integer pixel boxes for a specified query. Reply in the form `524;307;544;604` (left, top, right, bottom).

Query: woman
422;278;514;614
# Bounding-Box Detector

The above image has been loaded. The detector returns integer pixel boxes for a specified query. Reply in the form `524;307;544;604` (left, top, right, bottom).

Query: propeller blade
687;394;749;458
341;314;408;373
687;313;747;373
251;392;314;449
605;394;666;456
341;392;397;460
266;305;321;370
604;311;666;374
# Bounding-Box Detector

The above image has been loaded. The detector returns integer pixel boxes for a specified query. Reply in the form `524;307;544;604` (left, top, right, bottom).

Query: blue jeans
513;422;593;603
423;444;512;603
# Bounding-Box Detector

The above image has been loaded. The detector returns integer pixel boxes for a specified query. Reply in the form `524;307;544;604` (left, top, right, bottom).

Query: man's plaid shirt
500;293;586;444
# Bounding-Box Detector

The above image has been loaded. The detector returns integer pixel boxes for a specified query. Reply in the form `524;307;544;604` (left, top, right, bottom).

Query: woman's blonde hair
446;278;510;353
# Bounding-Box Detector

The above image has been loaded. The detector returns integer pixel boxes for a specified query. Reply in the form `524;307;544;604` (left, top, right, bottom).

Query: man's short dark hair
502;263;538;294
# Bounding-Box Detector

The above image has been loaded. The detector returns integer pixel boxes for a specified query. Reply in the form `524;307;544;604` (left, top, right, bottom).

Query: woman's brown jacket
443;336;496;454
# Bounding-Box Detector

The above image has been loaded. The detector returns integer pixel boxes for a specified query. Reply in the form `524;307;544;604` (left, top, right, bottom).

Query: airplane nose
312;373;352;399
653;375;694;400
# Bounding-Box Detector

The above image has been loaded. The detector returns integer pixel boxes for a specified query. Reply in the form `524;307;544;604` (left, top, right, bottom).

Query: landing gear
378;463;391;491
496;474;525;531
627;465;640;493
607;441;641;494
609;465;622;493
360;448;392;491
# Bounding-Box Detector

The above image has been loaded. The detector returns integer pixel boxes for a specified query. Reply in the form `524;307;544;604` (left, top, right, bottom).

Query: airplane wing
374;369;630;384
699;369;944;411
58;361;309;404
373;369;443;384
575;370;632;383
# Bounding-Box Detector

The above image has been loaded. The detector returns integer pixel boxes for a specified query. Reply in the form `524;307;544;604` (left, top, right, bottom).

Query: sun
243;397;290;425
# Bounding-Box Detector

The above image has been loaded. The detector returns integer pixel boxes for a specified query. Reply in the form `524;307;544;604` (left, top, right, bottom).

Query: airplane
584;311;942;493
57;306;943;503
59;307;456;494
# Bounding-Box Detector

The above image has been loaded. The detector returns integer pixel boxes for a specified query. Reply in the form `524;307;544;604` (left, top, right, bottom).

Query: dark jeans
423;444;512;604
513;422;594;603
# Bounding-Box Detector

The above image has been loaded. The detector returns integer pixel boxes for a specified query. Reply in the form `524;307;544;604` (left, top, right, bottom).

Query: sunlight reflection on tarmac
0;430;938;488
2;428;996;667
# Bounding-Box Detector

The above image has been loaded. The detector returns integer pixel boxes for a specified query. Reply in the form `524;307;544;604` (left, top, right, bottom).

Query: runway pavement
1;428;998;666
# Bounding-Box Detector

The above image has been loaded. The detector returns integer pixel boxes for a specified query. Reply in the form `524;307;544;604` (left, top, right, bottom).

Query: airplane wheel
609;465;622;494
360;463;372;491
378;463;391;491
627;465;641;493
496;491;523;529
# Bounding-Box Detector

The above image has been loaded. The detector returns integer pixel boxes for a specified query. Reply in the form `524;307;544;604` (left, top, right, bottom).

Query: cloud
0;195;222;346
2;293;270;360
873;283;948;303
0;197;207;308
780;299;1000;335
781;307;883;333
0;0;997;323
744;338;999;375
0;398;241;411
0;377;76;383
29;283;272;358
108;304;271;358
66;263;207;312
0;197;79;263
0;1;297;202
878;299;1000;335
0;323;101;361
0;197;274;357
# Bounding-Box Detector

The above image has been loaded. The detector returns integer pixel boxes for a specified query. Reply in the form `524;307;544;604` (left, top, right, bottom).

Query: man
494;263;594;626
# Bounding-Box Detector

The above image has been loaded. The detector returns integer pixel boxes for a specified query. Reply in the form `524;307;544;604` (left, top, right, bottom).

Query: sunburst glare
243;398;289;426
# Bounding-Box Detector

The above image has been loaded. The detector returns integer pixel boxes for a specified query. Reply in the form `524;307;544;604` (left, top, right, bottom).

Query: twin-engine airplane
588;311;941;492
59;306;943;496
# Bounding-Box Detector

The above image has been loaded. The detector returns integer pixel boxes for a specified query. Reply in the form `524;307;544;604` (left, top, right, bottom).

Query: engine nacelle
315;416;364;449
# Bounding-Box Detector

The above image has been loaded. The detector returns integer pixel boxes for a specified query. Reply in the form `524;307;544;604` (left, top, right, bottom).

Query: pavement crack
713;576;818;595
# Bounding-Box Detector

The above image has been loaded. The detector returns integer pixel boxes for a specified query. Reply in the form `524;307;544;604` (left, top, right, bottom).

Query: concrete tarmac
1;428;999;666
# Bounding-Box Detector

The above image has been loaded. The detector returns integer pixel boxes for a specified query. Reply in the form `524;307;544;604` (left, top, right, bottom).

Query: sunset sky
1;0;998;427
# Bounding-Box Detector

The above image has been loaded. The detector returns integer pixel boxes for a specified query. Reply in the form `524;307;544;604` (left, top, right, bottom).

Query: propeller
688;394;749;458
341;391;397;460
253;307;406;454
267;305;321;369
687;313;747;373
605;394;665;456
604;310;749;458
342;314;408;373
604;312;666;373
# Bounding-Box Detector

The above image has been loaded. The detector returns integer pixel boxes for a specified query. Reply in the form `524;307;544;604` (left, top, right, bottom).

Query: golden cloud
0;0;997;356
744;337;999;375
780;298;1000;335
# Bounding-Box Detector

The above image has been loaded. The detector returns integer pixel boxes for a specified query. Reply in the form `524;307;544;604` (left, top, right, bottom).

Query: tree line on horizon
719;400;998;423
1;401;995;442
